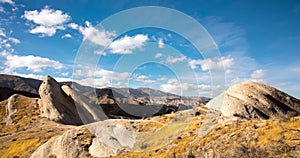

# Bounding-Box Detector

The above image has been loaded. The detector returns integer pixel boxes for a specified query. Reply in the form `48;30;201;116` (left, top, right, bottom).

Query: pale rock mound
206;81;300;119
38;76;83;125
30;120;137;158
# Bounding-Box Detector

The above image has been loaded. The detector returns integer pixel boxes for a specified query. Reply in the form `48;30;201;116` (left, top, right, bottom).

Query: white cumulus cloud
134;75;155;84
62;33;72;38
8;37;20;44
68;23;79;29
94;50;106;56
251;69;265;79
230;69;267;85
4;54;63;73
22;6;70;37
109;34;148;54
160;79;180;93
0;0;14;5
77;21;116;47
189;56;234;72
29;25;57;37
160;78;220;96
73;68;130;88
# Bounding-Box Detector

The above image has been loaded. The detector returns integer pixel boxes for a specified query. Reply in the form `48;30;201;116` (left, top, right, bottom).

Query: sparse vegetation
0;95;71;158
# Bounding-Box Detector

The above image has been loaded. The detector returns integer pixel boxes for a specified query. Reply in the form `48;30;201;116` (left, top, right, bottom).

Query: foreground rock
207;81;300;119
0;94;72;157
31;119;138;158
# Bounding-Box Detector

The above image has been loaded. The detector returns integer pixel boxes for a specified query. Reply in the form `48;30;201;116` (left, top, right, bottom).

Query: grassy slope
0;95;72;158
112;107;300;158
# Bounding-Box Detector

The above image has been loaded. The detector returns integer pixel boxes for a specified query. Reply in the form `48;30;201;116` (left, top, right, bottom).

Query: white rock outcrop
31;120;137;158
206;81;300;119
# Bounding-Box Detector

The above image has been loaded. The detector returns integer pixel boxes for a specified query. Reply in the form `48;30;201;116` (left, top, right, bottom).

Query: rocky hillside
0;76;299;158
207;81;300;120
0;94;73;158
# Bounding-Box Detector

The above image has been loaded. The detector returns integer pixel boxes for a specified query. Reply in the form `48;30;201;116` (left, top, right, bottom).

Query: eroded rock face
30;127;93;158
207;81;300;119
38;76;83;125
30;120;137;158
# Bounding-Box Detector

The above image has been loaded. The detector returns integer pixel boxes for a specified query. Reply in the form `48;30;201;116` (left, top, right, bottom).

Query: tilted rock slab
38;76;83;125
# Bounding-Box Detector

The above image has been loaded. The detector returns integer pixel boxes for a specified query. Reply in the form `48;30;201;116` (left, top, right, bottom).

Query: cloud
68;23;78;29
109;34;148;54
62;33;72;38
73;68;130;88
8;37;20;44
159;78;219;96
76;21;116;47
166;55;186;64
0;27;20;52
158;38;164;48
28;25;58;37
74;67;130;81
230;69;267;85
251;69;265;79
23;6;70;27
22;6;70;37
160;79;179;93
0;0;14;5
4;54;63;73
0;28;6;37
189;56;234;72
155;53;162;58
134;75;155;84
94;50;106;56
10;73;44;80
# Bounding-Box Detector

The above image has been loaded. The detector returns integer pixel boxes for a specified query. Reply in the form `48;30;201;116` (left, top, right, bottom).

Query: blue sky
0;0;299;98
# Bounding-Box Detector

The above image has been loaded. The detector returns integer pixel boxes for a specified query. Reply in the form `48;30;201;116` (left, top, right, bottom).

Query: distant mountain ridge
0;74;42;95
0;74;209;108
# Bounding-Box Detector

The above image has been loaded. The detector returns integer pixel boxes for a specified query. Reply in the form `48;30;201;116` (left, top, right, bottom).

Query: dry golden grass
111;110;203;158
0;95;71;158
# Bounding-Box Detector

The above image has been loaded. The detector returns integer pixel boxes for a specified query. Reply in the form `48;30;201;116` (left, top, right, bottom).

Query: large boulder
30;120;138;158
38;76;83;125
206;81;300;119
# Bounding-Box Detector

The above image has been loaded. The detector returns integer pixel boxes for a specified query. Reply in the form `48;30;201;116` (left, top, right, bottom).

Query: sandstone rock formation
38;76;83;125
0;94;72;157
31;120;138;158
206;81;300;119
